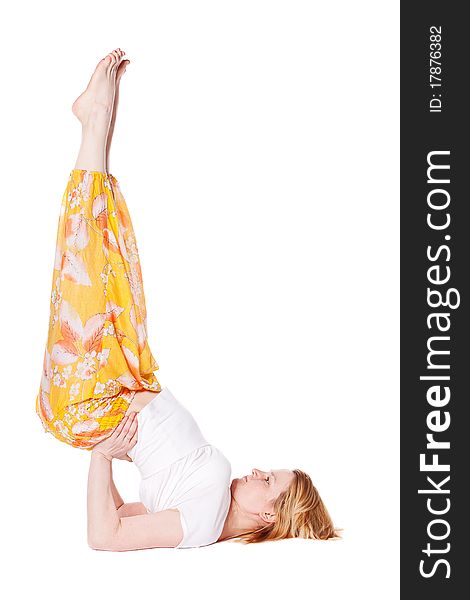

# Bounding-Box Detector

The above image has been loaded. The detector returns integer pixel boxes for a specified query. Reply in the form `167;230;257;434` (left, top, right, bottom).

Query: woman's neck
217;495;261;542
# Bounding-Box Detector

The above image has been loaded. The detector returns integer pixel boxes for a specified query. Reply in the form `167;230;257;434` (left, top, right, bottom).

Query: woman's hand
92;412;138;462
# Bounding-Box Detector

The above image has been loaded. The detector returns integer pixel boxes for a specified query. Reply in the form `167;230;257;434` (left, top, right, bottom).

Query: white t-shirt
127;387;232;549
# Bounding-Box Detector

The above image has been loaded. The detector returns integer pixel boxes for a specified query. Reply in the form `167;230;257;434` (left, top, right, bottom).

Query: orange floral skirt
35;169;161;450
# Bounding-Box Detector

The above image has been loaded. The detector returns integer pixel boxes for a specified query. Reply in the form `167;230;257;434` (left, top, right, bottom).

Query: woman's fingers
124;416;138;440
129;422;138;445
115;412;132;436
117;412;138;442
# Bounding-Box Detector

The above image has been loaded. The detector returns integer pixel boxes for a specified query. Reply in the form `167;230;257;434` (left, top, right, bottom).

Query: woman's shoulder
176;486;231;549
174;445;232;549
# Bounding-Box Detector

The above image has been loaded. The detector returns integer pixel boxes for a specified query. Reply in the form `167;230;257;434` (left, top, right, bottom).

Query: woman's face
231;468;295;521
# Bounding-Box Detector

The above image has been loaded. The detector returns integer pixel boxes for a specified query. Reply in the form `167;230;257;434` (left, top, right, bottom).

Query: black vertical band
401;3;469;596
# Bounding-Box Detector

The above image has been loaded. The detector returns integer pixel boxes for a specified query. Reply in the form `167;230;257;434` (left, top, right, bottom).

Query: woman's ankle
74;129;108;172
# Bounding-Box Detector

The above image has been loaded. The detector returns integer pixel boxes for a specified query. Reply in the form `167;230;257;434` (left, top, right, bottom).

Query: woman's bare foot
106;58;131;172
73;49;126;172
72;48;125;126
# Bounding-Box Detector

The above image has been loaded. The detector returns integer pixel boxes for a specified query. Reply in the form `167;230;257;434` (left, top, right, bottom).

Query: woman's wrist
92;448;113;462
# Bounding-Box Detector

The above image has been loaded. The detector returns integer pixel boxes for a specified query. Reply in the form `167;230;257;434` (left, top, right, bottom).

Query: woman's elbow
88;534;117;551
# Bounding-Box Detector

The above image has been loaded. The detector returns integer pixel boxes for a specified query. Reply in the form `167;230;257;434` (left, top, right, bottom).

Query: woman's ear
260;511;276;524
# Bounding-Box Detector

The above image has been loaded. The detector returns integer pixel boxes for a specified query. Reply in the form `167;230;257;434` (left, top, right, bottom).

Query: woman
36;49;340;551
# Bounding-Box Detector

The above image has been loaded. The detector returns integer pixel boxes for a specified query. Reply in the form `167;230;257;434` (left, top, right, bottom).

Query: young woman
36;49;339;551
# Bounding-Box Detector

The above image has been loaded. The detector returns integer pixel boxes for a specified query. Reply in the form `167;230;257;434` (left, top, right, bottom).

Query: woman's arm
87;451;183;550
87;412;177;549
117;502;149;517
110;465;124;510
87;451;121;547
88;410;140;543
90;448;145;514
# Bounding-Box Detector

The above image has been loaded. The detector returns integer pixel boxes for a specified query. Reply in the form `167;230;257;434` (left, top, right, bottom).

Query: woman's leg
106;58;130;174
72;49;123;172
36;50;161;449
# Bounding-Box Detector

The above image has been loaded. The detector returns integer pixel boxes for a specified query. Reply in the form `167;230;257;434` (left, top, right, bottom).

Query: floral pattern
36;170;161;449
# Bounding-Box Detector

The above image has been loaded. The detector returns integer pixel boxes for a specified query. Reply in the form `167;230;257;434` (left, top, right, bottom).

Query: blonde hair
229;469;341;544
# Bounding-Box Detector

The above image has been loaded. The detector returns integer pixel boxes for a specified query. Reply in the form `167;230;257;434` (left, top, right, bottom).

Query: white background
0;1;399;598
